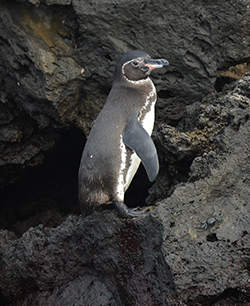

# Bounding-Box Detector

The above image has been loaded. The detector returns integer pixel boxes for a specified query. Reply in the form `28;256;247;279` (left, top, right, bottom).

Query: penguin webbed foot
113;202;149;218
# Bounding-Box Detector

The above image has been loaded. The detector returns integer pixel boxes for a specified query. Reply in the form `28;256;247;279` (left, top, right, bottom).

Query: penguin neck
123;74;150;85
113;74;154;90
138;81;157;122
113;66;151;85
111;77;156;112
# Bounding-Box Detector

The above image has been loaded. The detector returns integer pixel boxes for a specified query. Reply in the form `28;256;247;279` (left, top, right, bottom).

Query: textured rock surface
1;0;250;305
1;0;250;185
0;0;84;185
0;213;176;306
1;76;250;305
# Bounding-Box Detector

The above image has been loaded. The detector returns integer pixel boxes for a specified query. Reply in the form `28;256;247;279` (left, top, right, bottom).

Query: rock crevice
0;0;250;304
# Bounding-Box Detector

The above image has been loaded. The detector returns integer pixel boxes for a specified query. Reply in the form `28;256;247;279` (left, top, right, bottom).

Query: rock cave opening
0;128;155;236
0;296;8;306
0;128;84;236
125;163;154;208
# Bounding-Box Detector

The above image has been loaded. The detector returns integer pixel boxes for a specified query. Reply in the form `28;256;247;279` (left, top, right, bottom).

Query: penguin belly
123;100;156;193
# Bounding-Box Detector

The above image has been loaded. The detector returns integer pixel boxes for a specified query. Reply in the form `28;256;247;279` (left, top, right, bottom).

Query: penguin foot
113;202;149;218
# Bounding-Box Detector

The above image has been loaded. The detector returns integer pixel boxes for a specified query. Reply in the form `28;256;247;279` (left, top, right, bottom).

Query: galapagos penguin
78;50;169;218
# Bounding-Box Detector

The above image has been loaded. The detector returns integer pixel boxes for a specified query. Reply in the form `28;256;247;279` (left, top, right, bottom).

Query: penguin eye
132;61;139;67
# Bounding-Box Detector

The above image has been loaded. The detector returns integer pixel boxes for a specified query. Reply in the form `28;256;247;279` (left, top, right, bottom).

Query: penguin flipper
123;112;159;182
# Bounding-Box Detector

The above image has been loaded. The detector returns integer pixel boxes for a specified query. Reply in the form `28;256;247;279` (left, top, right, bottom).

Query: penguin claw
127;207;149;218
113;202;149;218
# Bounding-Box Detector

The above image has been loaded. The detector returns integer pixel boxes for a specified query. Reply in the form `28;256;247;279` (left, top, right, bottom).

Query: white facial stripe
116;135;127;201
122;58;144;70
122;59;150;84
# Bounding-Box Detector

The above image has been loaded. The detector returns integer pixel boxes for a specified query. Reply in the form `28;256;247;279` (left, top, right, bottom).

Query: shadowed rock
1;0;250;184
0;0;250;304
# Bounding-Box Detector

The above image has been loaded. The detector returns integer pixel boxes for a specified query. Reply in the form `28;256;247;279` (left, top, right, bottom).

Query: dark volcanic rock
1;76;250;305
157;122;250;304
147;74;250;204
0;1;84;185
1;0;250;185
1;0;250;305
0;213;176;306
151;75;250;303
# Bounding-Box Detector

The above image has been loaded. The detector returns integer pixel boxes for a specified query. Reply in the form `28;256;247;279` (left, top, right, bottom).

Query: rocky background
0;0;250;305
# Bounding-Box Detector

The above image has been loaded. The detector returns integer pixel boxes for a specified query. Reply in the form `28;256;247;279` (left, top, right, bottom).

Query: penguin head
114;50;169;83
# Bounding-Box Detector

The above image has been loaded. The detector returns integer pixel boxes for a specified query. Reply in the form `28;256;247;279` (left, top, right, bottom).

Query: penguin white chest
124;105;155;190
116;78;157;202
139;85;156;135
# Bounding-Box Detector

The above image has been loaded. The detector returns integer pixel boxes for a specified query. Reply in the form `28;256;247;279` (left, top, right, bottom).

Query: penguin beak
141;58;169;71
